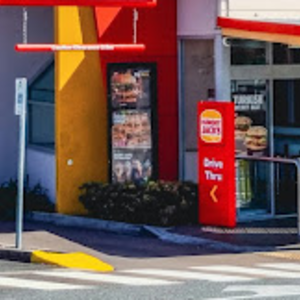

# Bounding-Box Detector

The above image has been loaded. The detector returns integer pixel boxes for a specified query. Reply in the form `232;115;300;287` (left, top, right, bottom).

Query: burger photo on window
235;115;252;140
244;126;268;151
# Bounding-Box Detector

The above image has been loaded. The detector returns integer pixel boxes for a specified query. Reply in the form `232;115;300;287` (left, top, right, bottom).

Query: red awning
217;17;300;46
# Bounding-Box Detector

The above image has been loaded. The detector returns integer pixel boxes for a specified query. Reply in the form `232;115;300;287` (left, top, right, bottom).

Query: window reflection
231;39;267;65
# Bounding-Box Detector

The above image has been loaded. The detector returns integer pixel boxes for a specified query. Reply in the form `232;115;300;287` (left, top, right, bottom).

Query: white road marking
121;269;254;282
33;270;179;286
207;285;300;300
192;265;300;278
4;262;300;291
0;276;87;290
259;262;300;272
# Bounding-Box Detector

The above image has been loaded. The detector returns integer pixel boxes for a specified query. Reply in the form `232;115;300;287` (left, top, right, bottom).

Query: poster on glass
108;63;157;184
232;80;269;157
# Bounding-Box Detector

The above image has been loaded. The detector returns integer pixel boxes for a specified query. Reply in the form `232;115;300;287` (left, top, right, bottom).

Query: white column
214;32;231;101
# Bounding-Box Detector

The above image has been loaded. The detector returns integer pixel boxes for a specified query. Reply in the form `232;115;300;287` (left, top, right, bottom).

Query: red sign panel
0;0;156;6
198;101;236;228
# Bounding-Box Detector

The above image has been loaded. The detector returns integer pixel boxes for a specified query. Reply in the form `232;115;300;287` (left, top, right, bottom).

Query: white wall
221;0;300;22
27;148;55;203
177;0;218;37
177;0;221;182
0;7;53;184
184;151;198;182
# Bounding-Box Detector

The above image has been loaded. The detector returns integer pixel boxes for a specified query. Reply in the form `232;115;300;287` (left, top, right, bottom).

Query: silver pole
16;80;27;250
297;159;300;240
269;78;275;217
16;8;28;250
178;40;185;180
22;7;28;44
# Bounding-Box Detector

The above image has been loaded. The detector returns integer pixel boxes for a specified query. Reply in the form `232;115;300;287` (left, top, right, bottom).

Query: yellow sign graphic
200;109;222;143
210;185;218;203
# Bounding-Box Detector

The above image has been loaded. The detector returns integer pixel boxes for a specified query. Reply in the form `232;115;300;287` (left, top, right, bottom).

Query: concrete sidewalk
0;213;299;267
171;217;299;248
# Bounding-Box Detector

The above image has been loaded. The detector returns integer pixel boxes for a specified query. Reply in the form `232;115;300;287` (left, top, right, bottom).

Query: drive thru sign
198;101;236;227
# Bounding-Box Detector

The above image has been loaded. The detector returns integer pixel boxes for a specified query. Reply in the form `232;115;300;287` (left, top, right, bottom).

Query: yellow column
55;7;108;214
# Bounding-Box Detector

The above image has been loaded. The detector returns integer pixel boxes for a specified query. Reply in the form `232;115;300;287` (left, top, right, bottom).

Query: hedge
0;179;55;220
79;181;198;227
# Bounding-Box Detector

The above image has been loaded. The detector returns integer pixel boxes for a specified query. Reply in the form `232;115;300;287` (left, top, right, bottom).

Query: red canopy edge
0;0;156;6
217;16;300;37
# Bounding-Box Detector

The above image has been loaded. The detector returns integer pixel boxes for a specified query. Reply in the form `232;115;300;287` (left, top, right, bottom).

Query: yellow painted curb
31;251;114;272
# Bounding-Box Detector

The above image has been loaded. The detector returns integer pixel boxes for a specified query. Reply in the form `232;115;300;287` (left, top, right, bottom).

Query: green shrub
25;183;55;213
0;179;18;220
0;179;55;220
79;181;198;226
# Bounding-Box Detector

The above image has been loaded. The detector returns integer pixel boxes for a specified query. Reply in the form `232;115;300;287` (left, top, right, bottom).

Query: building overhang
217;17;300;46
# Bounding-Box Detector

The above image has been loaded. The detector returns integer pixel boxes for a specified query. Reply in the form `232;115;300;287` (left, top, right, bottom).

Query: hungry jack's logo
200;109;222;143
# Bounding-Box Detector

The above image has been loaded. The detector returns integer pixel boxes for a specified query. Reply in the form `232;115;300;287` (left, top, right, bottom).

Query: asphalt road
2;250;300;299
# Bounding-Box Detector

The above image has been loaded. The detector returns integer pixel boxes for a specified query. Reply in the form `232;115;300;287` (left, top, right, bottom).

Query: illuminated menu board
107;63;157;184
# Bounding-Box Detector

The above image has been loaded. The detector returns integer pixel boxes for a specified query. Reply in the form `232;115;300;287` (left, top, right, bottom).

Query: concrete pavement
0;212;299;269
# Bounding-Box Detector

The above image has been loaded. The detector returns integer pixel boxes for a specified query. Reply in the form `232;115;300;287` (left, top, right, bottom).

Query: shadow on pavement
0;217;299;258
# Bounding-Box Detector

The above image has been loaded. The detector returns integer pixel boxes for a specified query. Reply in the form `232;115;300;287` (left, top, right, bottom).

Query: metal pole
178;40;185;180
16;7;28;250
297;159;300;240
22;7;28;44
16;80;27;250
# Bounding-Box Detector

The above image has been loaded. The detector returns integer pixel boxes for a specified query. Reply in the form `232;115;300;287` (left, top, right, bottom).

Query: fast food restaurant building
1;0;300;219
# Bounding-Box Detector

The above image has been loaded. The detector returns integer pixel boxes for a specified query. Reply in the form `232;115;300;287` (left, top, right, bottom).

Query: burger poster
110;68;151;109
108;63;157;184
233;93;268;156
112;111;151;149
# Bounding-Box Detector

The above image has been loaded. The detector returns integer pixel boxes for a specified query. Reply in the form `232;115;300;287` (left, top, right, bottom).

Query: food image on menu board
112;149;152;184
112;111;151;149
110;69;151;109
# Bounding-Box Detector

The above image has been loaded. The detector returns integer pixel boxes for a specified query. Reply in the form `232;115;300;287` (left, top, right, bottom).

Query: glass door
232;79;272;219
273;79;300;215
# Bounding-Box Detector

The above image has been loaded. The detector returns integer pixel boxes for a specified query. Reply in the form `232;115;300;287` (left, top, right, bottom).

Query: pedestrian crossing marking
33;269;179;286
121;269;253;282
192;265;300;278
259;262;300;272
0;276;87;290
3;262;300;290
207;285;300;300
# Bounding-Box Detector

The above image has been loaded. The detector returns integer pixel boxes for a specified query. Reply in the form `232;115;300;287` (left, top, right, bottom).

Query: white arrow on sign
208;285;300;300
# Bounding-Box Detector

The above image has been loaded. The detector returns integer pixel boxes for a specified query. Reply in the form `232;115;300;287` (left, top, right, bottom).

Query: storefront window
274;80;300;127
273;43;300;64
231;39;267;65
232;80;271;215
28;62;55;149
